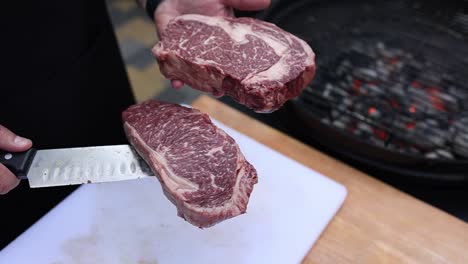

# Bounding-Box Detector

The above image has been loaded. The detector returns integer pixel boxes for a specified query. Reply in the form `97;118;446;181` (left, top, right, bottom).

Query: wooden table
192;95;468;264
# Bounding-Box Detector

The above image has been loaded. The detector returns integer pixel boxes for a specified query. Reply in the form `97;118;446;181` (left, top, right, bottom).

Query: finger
0;163;20;195
171;80;184;90
0;125;32;152
154;3;181;36
223;0;271;11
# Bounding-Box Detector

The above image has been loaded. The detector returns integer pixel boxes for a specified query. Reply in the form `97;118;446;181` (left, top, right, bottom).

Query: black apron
1;0;135;249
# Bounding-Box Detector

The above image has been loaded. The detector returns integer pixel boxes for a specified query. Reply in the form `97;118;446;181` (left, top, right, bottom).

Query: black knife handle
0;149;37;179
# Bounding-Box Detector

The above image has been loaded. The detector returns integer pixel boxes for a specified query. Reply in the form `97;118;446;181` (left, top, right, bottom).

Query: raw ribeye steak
122;100;258;228
152;14;316;113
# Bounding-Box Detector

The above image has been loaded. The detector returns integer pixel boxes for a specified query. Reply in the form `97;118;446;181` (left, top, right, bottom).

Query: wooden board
192;95;468;264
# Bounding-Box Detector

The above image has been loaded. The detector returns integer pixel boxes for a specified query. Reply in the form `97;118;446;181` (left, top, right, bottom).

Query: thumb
154;1;181;37
223;0;271;11
0;163;20;195
0;125;33;152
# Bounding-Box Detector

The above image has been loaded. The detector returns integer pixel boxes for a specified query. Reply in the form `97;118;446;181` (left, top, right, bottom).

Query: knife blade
0;145;154;188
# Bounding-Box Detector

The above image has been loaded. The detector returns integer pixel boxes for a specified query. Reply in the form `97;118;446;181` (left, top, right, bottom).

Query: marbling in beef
122;100;257;228
153;14;316;113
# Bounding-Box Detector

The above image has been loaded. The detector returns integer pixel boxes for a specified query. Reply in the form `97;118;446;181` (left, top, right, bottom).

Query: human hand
0;125;32;194
154;0;271;89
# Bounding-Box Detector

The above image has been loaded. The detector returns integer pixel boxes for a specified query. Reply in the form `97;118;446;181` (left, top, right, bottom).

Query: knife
0;145;154;188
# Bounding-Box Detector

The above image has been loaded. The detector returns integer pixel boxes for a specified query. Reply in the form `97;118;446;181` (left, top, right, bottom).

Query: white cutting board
0;120;347;264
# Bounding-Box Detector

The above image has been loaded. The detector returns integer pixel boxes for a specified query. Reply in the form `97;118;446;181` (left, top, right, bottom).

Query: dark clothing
1;1;135;249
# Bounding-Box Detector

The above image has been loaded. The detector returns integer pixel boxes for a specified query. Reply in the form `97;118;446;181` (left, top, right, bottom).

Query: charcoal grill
259;0;468;183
